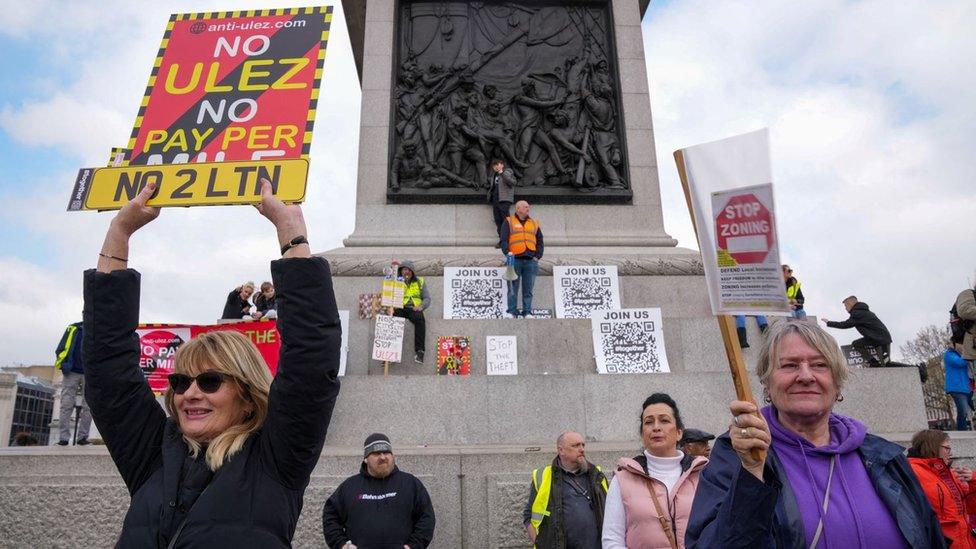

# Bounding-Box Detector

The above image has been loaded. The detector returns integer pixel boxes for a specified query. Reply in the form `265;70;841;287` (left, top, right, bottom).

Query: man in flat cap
322;433;436;548
679;428;715;459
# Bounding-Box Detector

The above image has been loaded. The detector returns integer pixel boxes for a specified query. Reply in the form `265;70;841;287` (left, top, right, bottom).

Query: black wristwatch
280;235;308;255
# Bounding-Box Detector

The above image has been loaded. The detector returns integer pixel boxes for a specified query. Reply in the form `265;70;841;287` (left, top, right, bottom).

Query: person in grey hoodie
687;320;944;548
393;260;431;364
487;158;517;246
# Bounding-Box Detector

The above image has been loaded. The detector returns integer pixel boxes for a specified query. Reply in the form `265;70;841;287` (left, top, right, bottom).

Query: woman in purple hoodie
686;320;945;548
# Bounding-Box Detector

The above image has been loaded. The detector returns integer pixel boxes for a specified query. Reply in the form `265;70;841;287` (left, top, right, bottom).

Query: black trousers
852;337;889;367
393;308;425;353
492;201;512;239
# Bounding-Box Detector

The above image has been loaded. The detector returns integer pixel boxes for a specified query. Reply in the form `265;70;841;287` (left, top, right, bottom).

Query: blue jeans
735;315;768;329
507;257;538;316
949;392;972;431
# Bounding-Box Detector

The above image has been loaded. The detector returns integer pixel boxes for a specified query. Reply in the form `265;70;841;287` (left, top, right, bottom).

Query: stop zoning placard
714;191;774;265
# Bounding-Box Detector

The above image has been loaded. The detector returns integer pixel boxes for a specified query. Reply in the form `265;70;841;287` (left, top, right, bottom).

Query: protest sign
359;292;381;319
553;265;620;319
381;278;406;308
591;308;670;374
444;267;507;319
371;314;405;363
486;336;518;375
529;308;553;318
338;310;349;376
137;319;281;393
841;344;881;368
675;129;790;315
68;7;332;211
437;336;471;375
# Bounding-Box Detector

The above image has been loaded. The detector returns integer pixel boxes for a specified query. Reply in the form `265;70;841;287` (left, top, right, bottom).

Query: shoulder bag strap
809;455;837;549
643;477;679;549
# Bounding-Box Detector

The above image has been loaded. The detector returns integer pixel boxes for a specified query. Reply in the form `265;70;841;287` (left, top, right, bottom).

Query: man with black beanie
322;433;436;548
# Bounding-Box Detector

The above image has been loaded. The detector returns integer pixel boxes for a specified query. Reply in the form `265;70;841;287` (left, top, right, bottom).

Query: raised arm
83;182;167;495
254;180;342;489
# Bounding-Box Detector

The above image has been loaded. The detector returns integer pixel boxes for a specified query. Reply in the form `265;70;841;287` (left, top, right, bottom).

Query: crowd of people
40;169;976;549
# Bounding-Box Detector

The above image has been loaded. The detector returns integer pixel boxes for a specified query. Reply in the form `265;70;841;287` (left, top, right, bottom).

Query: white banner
553;265;620;319
486;336;518;375
591;308;670;374
444;267;507;319
338;310;349;376
677;129;790;315
371;314;405;363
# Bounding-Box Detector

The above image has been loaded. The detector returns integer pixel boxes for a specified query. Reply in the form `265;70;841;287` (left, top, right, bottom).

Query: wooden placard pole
673;149;764;462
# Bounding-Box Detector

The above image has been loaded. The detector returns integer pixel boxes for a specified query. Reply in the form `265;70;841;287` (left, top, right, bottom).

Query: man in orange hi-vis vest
500;200;545;318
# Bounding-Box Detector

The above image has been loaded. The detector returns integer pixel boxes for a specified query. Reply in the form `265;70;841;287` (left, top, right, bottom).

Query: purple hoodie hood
762;406;868;454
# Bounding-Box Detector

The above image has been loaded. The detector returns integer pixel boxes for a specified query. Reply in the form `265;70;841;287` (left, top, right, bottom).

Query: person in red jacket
908;429;976;549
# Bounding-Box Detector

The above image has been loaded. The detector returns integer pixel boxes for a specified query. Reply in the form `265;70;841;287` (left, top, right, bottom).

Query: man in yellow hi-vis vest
54;321;93;445
522;431;608;548
392;260;431;364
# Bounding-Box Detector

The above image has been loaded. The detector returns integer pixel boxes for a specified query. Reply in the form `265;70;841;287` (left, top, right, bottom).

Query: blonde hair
164;330;272;470
755;320;850;390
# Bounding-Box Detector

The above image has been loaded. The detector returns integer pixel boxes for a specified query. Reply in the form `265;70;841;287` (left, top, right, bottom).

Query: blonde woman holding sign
84;180;341;547
686;321;943;548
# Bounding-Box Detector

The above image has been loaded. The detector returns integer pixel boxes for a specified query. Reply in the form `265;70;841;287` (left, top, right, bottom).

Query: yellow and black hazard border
123;6;333;166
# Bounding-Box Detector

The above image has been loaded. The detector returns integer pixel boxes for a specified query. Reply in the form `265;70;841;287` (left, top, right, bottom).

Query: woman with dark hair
908;429;976;548
602;393;707;548
85;180;341;547
686;320;944;548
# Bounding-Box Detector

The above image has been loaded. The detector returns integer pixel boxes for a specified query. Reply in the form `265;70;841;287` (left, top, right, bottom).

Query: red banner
137;320;281;393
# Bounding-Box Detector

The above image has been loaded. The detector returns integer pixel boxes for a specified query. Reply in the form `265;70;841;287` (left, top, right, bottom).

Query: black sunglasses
167;371;228;395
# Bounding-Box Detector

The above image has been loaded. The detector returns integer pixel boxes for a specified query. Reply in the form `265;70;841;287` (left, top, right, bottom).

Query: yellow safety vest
507;216;538;256
403;277;424;309
786;280;801;299
530;465;608;534
55;324;78;370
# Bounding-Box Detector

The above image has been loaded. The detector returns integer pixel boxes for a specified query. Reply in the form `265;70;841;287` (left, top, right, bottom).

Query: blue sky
1;0;973;366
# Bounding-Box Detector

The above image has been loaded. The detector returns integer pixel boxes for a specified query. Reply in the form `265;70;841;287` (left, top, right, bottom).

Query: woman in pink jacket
602;393;708;549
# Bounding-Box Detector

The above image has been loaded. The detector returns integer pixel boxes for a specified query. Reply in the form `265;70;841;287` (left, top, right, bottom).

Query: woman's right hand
98;182;160;273
729;400;771;481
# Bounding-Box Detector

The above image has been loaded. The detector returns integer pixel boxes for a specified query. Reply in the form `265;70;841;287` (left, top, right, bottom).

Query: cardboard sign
359;293;382;319
137;320;281;393
591;308;670;374
676;129;790;315
437;336;471;375
553;265;620;319
444;267;507;319
486;336;518;375
69;158;308;210
372;314;405;363
68;7;332;210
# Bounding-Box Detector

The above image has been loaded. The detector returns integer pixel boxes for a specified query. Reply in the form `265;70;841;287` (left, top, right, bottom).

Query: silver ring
733;415;741;427
740;428;748;438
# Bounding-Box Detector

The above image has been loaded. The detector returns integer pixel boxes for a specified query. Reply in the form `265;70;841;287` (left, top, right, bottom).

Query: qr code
560;277;614;318
450;279;504;318
600;321;661;373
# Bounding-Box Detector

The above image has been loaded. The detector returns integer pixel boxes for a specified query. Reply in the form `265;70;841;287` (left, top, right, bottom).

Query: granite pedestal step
324;369;928;447
1;432;966;549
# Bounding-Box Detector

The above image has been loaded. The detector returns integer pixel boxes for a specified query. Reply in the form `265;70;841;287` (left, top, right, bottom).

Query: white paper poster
443;267;507;319
553;265;620;319
338;310;349;376
591;308;670;374
677;129;790;315
486;336;518;375
371;314;405;363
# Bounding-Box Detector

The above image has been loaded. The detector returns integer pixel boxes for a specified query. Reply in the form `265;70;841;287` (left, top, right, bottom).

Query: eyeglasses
941;444;953;452
167;371;228;395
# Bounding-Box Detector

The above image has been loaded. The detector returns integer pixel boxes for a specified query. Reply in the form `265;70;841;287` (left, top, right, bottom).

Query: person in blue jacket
945;334;973;431
686;320;945;548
